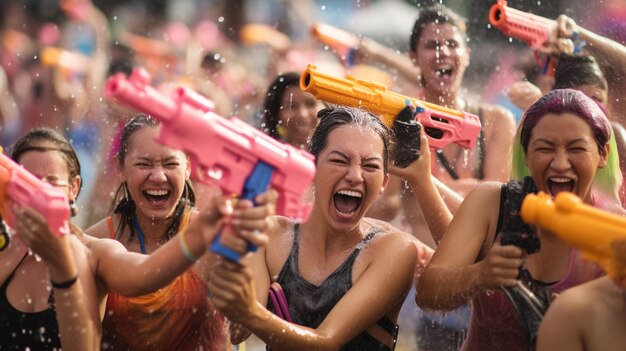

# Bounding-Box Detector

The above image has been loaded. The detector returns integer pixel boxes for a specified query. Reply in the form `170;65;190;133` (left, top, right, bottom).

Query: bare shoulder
362;217;419;251
267;215;295;240
85;215;114;239
461;181;503;207
80;233;127;254
547;278;604;317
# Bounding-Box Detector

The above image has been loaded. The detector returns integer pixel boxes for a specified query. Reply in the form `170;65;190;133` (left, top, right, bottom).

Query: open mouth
547;177;574;196
435;65;454;78
333;190;363;214
143;189;172;205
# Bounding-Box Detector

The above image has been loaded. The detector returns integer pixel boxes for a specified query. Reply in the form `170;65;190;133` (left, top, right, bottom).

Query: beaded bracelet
50;275;78;289
179;231;200;261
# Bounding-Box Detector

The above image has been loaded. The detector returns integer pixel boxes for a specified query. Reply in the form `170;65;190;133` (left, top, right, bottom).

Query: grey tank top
271;223;398;350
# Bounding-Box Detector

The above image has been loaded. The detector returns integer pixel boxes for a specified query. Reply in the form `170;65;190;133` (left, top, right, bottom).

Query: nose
344;164;364;184
438;44;452;57
149;167;168;182
550;150;571;171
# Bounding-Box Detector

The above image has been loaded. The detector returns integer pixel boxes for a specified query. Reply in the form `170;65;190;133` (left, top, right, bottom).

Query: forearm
578;27;626;73
433;177;463;213
416;263;482;311
48;253;99;351
107;223;209;296
362;38;420;83
406;175;453;244
244;302;336;351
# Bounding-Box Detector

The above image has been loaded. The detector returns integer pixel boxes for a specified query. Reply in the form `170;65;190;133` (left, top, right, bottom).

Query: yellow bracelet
179;231;200;261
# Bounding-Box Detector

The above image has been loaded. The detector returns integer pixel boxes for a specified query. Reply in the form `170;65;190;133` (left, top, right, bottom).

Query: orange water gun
240;24;291;52
311;23;360;66
521;191;626;279
300;64;482;150
40;47;90;74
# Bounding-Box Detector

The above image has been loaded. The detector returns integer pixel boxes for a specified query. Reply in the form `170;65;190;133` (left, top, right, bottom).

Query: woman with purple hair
416;89;624;351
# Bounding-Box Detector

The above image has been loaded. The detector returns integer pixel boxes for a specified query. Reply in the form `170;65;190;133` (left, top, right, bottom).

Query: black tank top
0;253;60;350
271;224;398;350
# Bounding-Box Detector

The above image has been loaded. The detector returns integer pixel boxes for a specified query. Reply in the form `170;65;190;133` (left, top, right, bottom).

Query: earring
276;124;286;139
123;182;130;201
69;199;78;217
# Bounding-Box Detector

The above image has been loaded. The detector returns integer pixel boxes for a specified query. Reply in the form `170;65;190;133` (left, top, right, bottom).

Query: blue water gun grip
210;161;274;262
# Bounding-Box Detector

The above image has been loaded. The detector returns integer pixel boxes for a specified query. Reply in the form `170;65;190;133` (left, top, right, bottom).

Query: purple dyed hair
519;89;610;153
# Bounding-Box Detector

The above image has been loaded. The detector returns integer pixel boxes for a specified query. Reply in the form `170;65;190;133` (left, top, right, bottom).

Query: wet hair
11;128;82;197
554;55;607;92
261;72;301;140
409;4;467;53
309;106;390;174
113;114;196;245
511;89;621;202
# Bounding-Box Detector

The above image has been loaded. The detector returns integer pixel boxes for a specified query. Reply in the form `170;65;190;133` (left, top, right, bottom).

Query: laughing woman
87;115;274;351
416;89;624;351
209;106;429;351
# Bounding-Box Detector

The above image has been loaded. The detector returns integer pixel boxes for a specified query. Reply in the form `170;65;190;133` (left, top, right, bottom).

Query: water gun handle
210;161;274;262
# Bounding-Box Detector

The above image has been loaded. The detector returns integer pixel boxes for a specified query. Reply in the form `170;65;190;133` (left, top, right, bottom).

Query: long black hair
113;115;196;245
260;72;301;140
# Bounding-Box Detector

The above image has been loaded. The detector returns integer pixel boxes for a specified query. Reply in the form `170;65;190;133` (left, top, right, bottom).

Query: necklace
132;214;147;254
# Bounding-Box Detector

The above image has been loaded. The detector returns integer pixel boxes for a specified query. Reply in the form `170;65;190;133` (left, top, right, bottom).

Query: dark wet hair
409;4;467;53
11;128;82;197
113;114;196;245
261;72;301;140
554;55;607;92
309;106;390;174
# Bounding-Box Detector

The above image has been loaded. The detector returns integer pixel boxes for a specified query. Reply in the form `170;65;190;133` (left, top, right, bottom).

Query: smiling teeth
146;189;169;196
549;177;571;183
337;190;362;198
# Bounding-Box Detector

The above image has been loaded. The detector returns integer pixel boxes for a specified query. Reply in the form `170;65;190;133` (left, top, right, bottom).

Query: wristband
179;231;200;261
50;275;78;289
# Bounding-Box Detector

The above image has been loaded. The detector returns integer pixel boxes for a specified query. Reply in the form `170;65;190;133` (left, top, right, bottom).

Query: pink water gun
0;151;70;250
105;68;316;262
488;0;555;49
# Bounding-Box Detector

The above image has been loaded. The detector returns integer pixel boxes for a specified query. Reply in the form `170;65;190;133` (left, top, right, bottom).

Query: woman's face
525;113;608;201
313;124;389;231
278;86;319;148
411;22;470;96
18;146;80;201
121;126;190;221
577;84;608;106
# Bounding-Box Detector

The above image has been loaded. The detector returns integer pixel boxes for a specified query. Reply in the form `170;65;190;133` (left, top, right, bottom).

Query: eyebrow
135;156;180;162
329;150;383;163
532;138;589;146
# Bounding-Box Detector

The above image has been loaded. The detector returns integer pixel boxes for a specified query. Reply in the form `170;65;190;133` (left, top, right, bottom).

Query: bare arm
210;233;417;351
14;207;98;351
551;15;626;123
86;192;274;296
390;129;457;244
356;37;421;85
416;183;523;311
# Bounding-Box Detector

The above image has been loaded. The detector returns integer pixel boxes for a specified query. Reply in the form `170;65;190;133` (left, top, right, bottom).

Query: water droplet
218;16;224;23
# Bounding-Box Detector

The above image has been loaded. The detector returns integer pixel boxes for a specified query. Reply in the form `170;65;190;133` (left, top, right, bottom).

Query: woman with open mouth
86;114;275;351
209;106;431;350
416;89;624;351
0;125;273;350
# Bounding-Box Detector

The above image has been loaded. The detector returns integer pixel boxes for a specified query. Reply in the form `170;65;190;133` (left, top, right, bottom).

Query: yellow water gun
521;191;626;278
